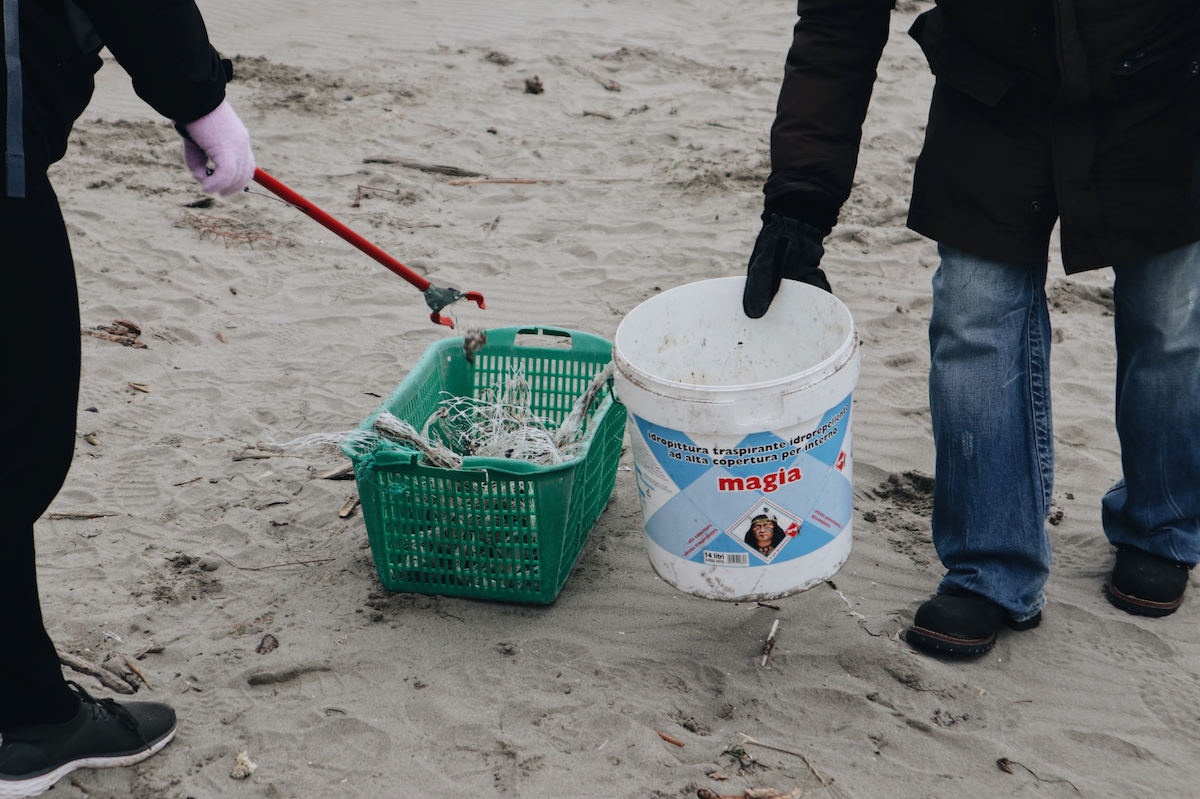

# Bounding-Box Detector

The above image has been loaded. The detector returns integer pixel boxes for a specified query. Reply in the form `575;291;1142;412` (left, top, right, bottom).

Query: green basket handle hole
513;328;576;349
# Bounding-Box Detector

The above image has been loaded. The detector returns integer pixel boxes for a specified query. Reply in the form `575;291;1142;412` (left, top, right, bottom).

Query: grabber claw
425;286;487;328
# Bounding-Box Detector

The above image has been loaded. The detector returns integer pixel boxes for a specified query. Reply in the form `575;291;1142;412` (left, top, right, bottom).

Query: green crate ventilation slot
381;474;541;594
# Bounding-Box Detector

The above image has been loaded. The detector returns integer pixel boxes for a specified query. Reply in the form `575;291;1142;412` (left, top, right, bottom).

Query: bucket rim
614;278;859;395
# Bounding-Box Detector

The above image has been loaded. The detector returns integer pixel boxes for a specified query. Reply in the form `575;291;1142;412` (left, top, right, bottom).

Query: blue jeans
929;242;1200;622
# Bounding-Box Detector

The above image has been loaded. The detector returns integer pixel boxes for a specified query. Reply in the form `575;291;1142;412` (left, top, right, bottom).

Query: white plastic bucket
613;277;860;601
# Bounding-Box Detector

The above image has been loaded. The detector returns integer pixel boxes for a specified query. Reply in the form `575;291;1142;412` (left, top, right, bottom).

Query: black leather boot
908;590;1041;656
1106;546;1191;617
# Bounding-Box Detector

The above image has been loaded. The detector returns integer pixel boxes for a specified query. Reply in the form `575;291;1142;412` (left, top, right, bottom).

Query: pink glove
179;100;255;196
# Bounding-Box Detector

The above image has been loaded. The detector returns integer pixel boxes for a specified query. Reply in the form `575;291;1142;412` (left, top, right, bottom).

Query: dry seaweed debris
81;319;147;348
177;211;291;248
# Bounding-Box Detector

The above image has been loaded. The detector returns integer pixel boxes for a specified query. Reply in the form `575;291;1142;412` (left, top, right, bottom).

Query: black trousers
0;161;84;728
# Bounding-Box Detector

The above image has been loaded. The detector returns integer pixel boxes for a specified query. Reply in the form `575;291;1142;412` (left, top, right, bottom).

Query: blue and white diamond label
630;395;853;568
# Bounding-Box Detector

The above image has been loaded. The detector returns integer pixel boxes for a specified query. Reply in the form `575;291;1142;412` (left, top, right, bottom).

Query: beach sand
37;1;1199;796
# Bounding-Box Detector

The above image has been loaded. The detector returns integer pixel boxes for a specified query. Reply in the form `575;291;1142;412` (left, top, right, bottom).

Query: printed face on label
744;514;785;557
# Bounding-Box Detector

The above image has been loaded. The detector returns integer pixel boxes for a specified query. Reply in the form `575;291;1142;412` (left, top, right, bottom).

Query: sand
35;1;1199;797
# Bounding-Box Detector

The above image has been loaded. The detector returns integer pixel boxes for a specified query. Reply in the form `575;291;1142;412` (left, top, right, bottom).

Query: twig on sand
361;157;484;178
214;553;336;572
548;55;621;91
996;758;1080;793
451;178;547;186
738;733;831;787
58;651;135;694
47;511;119;520
102;319;141;336
338;493;360;519
657;731;684;747
120;654;154;690
232;447;275;462
318;463;355;480
760;619;780;666
448;176;631;186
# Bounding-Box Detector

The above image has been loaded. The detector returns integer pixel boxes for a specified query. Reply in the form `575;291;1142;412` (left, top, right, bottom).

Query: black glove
742;213;831;319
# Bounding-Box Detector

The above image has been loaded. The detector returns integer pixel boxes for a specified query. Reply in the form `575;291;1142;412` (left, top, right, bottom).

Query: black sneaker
0;682;176;799
1106;545;1191;617
907;590;1042;656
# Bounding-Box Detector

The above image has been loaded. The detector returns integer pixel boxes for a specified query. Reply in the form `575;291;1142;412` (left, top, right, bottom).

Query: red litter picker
251;167;485;327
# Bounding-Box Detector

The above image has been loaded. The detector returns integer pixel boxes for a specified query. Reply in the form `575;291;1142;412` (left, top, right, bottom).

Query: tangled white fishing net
266;362;613;469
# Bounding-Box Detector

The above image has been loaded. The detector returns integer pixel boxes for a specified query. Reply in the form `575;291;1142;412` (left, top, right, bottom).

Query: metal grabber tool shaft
251;168;485;327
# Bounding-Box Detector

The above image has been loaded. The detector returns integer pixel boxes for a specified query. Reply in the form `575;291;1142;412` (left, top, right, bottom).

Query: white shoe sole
0;725;176;799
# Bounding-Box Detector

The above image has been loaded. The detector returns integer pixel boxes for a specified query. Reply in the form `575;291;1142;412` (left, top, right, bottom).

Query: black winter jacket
4;0;227;184
764;0;1200;273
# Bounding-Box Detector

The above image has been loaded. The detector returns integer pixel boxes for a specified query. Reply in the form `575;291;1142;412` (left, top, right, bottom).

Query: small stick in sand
760;619;780;666
95;319;141;340
214;553;336;572
448;176;630;186
58;651;135;695
738;733;830;787
232;448;274;461
107;319;140;336
338;493;360;518
581;109;614;120
548;55;621;91
47;511;119;520
451;178;551;186
128;382;151;393
361;157;484;178
756;601;781;611
318;463;355;480
656;731;684;747
120;654;154;690
173;477;202;487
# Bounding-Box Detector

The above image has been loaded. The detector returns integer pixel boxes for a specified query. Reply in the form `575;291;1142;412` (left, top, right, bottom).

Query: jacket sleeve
69;0;228;123
764;0;892;235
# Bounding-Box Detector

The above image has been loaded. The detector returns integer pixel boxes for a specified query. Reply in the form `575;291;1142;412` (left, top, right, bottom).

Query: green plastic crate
342;326;626;604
